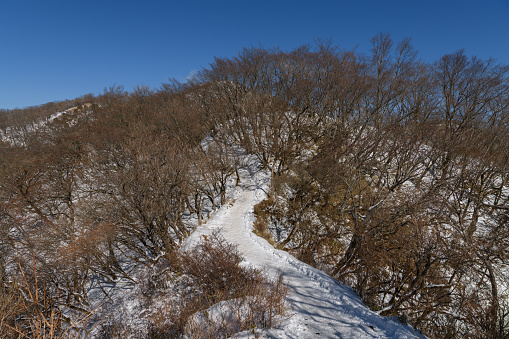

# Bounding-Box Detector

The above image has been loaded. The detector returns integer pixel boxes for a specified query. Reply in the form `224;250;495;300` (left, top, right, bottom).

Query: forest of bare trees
1;34;509;338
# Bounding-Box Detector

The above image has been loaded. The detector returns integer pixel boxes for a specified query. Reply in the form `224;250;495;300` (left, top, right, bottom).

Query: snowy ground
0;106;85;145
184;165;426;339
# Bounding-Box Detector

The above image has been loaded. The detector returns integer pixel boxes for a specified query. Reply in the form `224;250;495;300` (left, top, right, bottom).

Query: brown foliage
97;233;288;338
1;35;509;338
0;257;94;338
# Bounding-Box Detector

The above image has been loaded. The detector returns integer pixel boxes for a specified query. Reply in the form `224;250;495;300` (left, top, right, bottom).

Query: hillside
184;164;424;338
1;35;509;338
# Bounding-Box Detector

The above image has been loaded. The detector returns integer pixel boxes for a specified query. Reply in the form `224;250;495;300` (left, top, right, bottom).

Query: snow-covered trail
185;168;425;338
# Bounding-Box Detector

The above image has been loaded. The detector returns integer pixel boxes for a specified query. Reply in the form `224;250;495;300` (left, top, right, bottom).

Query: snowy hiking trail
185;168;425;338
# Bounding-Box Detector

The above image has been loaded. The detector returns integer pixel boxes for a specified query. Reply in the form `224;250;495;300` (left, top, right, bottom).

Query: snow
0;107;86;145
1;103;428;337
184;162;426;338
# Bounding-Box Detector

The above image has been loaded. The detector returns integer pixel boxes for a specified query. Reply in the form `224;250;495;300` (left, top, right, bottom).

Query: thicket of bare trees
0;80;253;337
196;35;509;337
1;34;508;338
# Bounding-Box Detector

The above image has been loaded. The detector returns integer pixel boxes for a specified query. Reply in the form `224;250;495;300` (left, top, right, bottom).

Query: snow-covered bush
94;233;288;339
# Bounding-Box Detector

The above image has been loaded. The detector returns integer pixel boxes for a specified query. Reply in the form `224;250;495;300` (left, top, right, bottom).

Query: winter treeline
1;33;509;338
195;34;509;337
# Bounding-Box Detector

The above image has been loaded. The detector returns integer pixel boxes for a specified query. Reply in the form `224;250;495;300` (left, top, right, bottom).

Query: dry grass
0;256;95;339
184;274;288;338
93;232;288;338
253;200;278;247
136;232;289;338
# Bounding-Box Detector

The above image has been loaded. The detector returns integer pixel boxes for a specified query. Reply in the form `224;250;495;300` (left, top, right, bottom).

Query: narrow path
186;169;424;338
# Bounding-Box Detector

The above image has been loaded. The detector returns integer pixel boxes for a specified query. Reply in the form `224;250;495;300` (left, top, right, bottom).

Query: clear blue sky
1;0;508;109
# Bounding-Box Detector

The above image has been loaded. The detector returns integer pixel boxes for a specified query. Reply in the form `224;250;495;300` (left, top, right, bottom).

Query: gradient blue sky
1;0;508;109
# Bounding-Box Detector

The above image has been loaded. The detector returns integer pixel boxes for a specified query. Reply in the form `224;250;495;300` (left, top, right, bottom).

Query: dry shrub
253;198;284;246
185;274;288;338
0;256;95;339
136;257;176;305
179;233;263;300
253;218;272;242
0;278;25;338
145;232;289;338
96;321;130;339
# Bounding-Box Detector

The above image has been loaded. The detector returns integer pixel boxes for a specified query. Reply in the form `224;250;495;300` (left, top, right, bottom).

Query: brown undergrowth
98;232;289;338
0;256;94;338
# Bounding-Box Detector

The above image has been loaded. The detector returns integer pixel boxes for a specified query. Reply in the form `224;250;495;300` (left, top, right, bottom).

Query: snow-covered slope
0;105;88;145
184;165;425;339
